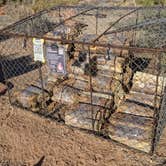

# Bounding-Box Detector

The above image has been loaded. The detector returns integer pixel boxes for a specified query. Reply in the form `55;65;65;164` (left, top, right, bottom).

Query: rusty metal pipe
1;32;166;53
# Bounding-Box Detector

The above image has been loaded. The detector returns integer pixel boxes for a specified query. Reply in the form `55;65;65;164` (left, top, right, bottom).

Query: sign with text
46;44;67;75
33;38;45;63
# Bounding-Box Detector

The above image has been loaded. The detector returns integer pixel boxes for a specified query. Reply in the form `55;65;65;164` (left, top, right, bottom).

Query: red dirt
0;94;166;166
0;83;7;95
0;7;5;16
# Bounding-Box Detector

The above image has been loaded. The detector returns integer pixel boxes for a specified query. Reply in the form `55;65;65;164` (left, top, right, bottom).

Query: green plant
136;0;166;6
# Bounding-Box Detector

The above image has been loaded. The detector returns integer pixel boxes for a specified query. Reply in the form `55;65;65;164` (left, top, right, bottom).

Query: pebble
0;82;7;95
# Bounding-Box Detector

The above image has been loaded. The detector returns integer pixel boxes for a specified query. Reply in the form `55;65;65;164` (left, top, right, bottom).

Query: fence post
0;35;12;104
37;61;45;111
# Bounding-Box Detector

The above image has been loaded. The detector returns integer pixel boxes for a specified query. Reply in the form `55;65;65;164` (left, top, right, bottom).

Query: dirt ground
0;1;166;165
0;94;166;166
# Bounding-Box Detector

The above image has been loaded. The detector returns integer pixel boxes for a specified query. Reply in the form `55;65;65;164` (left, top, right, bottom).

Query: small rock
0;82;7;95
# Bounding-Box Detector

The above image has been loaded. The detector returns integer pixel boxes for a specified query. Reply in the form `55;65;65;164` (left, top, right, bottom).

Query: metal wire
0;5;166;154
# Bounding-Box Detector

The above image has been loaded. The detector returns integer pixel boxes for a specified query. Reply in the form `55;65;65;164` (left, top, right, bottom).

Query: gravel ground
0;94;166;166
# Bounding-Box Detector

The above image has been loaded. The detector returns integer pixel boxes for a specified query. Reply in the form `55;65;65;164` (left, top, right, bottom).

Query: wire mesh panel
153;86;166;152
0;6;166;154
0;35;48;111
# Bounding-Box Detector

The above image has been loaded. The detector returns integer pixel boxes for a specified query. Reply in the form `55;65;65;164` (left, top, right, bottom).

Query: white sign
33;38;45;63
46;44;67;75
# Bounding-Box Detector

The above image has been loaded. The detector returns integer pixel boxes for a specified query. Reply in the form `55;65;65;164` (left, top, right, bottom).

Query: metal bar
132;9;139;45
58;6;62;22
1;32;166;53
0;34;12;104
93;8;140;43
88;46;94;130
151;55;161;154
1;5;166;33
95;9;99;35
0;60;12;104
151;9;163;154
82;13;106;18
38;61;45;110
50;7;98;31
105;17;166;35
0;6;97;33
56;5;166;10
0;7;59;33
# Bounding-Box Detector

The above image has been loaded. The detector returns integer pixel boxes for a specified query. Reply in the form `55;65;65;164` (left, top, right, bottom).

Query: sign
33;38;45;63
46;44;67;75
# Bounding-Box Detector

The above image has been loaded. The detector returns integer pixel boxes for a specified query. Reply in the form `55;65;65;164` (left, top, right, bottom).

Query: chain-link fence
0;5;166;154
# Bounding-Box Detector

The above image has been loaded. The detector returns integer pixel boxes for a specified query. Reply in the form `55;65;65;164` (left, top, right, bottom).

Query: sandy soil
0;1;166;165
0;94;166;166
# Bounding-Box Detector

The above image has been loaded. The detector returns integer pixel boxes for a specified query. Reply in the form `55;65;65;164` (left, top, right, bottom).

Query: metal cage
0;5;166;154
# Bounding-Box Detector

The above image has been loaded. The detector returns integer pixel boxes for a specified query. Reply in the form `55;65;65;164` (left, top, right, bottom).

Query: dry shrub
5;4;33;20
33;0;80;12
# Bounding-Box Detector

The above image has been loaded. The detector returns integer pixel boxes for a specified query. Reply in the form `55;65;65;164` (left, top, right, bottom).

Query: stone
0;82;7;95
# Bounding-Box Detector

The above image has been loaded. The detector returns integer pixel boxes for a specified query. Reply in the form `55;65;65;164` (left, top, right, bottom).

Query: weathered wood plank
33;78;55;96
70;79;89;91
107;130;152;153
80;92;113;108
68;57;124;76
65;104;106;131
116;101;154;117
132;71;166;96
102;112;154;153
68;73;122;94
15;85;50;109
110;79;126;108
14;88;38;109
125;91;161;108
52;85;80;105
109;112;154;130
52;84;114;108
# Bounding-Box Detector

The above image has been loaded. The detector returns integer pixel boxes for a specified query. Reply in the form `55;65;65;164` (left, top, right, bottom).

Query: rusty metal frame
93;8;140;42
105;17;166;35
1;32;166;54
0;5;166;155
1;5;166;33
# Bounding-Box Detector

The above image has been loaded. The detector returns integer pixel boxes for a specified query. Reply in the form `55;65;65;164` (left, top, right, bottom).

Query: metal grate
0;5;166;154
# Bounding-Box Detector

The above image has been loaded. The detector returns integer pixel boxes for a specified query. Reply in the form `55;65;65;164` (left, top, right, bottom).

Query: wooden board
68;69;123;93
14;88;38;109
70;79;90;91
52;84;113;108
109;112;154;130
15;85;50;109
25;85;50;103
52;85;80;105
132;71;166;96
65;104;106;131
72;52;125;73
103;112;154;153
92;76;113;93
125;91;161;108
110;79;126;108
68;57;124;76
33;78;55;95
68;73;122;94
107;130;152;153
80;92;113;108
116;101;154;117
